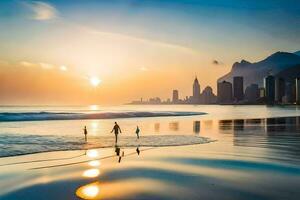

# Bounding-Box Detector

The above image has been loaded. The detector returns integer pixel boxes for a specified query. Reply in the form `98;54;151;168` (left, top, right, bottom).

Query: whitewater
0;111;205;122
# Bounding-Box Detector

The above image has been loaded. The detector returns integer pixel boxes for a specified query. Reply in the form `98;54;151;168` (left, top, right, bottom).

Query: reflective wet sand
1;114;300;200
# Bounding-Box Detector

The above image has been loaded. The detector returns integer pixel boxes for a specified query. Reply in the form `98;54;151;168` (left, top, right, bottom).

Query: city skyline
0;0;300;105
132;69;300;105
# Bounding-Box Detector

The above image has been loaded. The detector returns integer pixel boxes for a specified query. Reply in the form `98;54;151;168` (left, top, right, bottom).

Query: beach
0;105;300;200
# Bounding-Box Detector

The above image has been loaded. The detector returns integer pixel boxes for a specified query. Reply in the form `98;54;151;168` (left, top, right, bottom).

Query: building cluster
217;75;300;105
130;77;217;105
130;75;300;105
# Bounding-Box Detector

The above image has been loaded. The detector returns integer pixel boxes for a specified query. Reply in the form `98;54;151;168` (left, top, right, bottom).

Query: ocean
0;105;300;199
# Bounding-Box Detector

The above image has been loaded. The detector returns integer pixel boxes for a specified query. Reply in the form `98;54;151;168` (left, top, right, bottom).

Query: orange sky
0;0;299;105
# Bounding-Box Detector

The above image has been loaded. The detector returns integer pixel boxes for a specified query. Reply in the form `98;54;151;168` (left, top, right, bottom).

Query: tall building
244;84;259;103
296;78;300;104
202;86;217;104
275;77;285;103
192;77;201;103
283;81;296;104
264;75;275;104
233;76;244;102
217;81;232;104
172;90;179;103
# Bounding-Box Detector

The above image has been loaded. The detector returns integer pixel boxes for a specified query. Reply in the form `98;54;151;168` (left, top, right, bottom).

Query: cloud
39;62;55;69
19;61;35;67
212;59;223;65
25;1;58;20
19;61;56;69
79;25;200;56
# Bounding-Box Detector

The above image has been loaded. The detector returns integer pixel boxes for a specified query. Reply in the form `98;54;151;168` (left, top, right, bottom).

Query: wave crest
0;111;205;122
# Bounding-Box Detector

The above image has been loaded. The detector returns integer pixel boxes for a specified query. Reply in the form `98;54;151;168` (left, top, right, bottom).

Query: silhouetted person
135;126;140;139
83;126;88;142
111;122;122;143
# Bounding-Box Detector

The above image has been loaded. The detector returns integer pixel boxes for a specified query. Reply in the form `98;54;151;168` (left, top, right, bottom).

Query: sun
90;77;101;87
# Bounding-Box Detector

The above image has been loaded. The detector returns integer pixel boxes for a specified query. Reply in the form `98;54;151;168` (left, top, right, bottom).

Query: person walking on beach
135;126;140;139
83;126;88;142
111;122;122;143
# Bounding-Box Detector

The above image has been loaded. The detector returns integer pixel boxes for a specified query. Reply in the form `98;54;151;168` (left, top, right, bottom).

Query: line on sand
29;147;155;170
0;153;86;167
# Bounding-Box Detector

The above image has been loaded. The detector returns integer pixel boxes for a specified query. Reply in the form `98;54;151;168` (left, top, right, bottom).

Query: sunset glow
90;77;101;87
0;0;298;105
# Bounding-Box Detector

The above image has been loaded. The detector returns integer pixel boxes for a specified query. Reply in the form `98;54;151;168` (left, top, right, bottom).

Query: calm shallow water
0;105;300;199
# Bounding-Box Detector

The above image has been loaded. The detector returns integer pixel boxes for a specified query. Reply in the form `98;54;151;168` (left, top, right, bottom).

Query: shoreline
0;135;215;159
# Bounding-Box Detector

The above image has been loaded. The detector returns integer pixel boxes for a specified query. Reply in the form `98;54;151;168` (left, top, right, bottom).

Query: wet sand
0;137;300;200
1;105;300;200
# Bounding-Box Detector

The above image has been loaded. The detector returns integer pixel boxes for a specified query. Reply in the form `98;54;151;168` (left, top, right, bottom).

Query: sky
0;0;299;105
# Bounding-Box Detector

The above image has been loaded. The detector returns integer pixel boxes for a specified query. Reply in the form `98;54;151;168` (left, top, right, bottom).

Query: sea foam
0;111;205;122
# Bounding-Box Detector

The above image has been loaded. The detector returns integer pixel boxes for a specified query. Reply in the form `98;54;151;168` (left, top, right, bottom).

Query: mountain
294;51;300;56
218;51;300;87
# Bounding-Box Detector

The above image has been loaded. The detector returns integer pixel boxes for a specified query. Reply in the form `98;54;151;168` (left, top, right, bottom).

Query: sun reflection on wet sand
82;169;100;178
76;182;101;199
89;160;101;167
86;150;99;158
75;179;178;200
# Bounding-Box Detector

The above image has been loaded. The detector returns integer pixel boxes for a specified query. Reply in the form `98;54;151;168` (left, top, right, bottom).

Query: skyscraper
264;75;275;104
244;84;259;103
217;81;232;104
233;76;244;102
296;78;300;104
172;90;179;103
192;77;201;103
275;77;285;103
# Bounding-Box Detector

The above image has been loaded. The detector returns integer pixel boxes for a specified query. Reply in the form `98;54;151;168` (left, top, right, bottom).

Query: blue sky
1;0;299;62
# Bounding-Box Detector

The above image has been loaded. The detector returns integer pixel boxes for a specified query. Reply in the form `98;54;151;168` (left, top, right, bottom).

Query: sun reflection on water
89;105;99;110
82;169;100;178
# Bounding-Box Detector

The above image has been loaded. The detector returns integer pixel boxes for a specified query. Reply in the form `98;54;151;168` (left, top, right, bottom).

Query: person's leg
115;133;118;143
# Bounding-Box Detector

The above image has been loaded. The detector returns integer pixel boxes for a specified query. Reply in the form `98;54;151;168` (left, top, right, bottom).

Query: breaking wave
0;111;205;122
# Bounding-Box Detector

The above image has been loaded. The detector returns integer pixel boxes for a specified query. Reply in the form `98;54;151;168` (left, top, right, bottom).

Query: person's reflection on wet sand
115;145;124;163
136;146;140;155
115;145;120;156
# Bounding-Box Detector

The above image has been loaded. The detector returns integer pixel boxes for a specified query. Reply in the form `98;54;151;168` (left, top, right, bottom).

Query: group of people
83;122;140;143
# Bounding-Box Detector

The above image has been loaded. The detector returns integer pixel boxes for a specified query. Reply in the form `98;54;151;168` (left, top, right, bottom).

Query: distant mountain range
294;51;300;56
218;51;300;87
